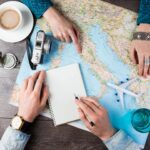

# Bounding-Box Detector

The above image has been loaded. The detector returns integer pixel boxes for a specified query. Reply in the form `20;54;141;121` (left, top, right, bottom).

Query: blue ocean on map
16;25;148;147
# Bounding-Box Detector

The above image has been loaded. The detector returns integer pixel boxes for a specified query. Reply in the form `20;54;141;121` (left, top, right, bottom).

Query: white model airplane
107;78;142;110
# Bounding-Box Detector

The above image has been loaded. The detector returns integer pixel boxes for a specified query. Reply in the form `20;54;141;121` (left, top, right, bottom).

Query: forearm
137;0;150;25
103;130;141;150
0;126;30;150
21;0;53;18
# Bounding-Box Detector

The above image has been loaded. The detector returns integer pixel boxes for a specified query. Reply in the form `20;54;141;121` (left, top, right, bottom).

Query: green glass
131;108;150;133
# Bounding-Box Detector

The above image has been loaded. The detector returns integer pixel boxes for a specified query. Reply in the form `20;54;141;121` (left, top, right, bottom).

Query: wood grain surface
0;0;149;150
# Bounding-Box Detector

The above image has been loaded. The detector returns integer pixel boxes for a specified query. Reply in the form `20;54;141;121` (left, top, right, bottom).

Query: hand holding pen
75;97;116;141
75;95;95;127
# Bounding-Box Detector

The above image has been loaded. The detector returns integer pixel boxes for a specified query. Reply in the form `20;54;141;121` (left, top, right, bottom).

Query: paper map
10;0;150;147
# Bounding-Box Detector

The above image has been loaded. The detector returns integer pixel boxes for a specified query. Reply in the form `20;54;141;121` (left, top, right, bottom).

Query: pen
74;94;79;100
74;94;95;127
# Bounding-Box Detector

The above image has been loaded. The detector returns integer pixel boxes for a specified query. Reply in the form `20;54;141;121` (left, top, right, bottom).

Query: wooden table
0;0;149;149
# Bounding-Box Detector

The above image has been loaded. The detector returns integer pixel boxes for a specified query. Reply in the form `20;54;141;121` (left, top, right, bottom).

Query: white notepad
46;63;87;126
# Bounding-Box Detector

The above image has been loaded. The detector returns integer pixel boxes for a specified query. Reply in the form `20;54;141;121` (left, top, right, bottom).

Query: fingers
22;79;28;91
53;24;82;52
59;36;65;42
137;52;144;76
80;97;99;107
130;44;137;64
56;34;65;42
76;99;95;118
78;108;91;129
56;33;71;43
63;32;71;43
131;41;150;78
143;56;150;78
40;85;49;107
77;100;103;129
81;97;106;111
149;64;150;75
75;27;80;40
75;28;82;53
69;29;82;53
80;99;100;114
34;71;46;95
27;71;40;92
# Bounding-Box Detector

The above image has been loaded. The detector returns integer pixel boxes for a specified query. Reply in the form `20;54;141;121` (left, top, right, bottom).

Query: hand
43;7;82;53
130;24;150;78
18;71;49;122
76;97;116;141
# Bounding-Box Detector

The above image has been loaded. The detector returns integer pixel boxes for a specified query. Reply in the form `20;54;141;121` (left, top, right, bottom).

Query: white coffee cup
0;6;23;32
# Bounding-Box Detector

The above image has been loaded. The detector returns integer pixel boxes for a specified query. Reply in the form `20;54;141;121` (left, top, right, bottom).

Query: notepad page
46;63;87;126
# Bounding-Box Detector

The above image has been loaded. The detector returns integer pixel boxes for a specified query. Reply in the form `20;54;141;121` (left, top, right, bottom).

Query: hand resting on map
130;24;150;78
18;71;49;122
76;97;116;141
43;7;82;53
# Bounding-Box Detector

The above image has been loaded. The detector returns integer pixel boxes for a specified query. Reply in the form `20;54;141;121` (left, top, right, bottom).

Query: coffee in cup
0;6;22;31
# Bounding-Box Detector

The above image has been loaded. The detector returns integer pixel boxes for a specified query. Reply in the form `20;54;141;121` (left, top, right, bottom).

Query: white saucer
0;1;34;43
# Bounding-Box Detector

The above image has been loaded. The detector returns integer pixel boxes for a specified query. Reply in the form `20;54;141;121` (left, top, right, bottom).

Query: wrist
43;7;59;21
98;128;117;141
137;24;150;32
17;111;34;123
11;115;32;134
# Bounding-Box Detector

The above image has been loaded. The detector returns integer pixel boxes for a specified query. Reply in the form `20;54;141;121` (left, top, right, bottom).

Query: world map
10;0;149;147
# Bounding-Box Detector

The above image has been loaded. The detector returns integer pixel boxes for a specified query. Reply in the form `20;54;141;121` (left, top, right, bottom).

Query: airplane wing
120;78;138;88
107;82;138;97
118;91;125;109
107;78;142;109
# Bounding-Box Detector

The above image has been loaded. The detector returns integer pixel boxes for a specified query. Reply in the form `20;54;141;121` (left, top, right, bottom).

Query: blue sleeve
137;0;150;25
21;0;53;18
0;126;30;150
104;130;141;150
